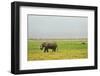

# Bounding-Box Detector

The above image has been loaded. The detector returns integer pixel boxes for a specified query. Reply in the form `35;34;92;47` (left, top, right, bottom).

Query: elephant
81;42;86;45
40;42;58;52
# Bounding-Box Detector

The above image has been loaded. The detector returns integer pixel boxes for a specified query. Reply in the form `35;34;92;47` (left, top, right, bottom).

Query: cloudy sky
28;15;88;39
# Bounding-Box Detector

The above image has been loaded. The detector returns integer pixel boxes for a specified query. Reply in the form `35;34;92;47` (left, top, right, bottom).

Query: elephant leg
44;48;48;53
53;48;56;52
47;49;48;52
52;49;54;52
44;48;46;52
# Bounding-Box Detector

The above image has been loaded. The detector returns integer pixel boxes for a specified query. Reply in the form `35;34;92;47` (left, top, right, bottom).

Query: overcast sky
28;15;88;39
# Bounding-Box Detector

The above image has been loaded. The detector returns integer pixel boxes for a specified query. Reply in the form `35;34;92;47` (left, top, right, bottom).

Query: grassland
28;39;88;61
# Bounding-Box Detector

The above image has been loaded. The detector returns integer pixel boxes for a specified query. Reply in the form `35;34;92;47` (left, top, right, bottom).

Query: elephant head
40;42;47;50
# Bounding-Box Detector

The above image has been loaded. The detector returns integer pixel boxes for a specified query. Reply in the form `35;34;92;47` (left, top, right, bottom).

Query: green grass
28;39;88;61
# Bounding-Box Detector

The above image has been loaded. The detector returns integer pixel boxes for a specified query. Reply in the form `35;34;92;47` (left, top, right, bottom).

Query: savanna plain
28;39;88;61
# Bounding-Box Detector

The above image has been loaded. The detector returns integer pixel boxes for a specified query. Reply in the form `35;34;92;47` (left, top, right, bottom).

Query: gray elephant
40;42;58;52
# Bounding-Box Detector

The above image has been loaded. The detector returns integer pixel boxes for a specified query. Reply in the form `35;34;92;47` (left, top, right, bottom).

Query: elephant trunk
40;45;43;50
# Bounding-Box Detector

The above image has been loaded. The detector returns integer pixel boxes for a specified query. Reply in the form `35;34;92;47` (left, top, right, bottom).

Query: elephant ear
44;42;48;46
41;42;46;47
40;44;42;48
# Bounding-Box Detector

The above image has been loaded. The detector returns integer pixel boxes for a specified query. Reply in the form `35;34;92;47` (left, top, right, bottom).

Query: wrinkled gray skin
40;42;58;52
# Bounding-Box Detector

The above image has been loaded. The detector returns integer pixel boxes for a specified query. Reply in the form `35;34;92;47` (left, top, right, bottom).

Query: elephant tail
56;46;58;51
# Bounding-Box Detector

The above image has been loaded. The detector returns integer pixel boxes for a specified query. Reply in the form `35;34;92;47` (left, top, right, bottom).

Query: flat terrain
28;39;88;61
